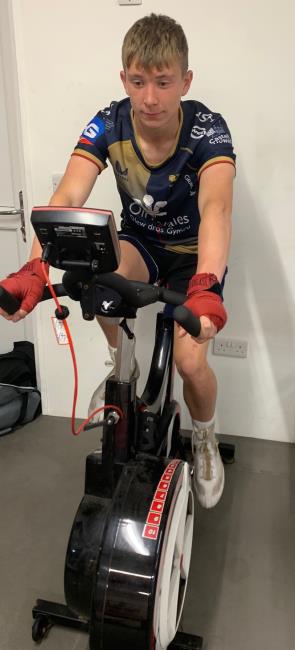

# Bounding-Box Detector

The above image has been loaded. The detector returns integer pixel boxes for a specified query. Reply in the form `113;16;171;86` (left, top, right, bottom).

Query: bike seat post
115;318;136;381
102;318;137;481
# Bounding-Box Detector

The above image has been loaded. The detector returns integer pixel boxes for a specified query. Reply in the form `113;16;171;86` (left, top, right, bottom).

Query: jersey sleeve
188;113;236;178
72;112;109;172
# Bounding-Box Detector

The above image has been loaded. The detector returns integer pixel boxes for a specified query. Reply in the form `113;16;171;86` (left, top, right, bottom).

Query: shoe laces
192;427;218;480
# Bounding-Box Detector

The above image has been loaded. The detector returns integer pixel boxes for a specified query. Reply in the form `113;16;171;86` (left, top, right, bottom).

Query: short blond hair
122;14;188;75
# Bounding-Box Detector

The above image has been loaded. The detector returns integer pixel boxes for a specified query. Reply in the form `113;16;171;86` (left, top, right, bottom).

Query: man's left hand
176;273;227;343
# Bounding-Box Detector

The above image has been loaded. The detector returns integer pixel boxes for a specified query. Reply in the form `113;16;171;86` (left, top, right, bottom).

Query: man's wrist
188;273;223;298
8;258;48;284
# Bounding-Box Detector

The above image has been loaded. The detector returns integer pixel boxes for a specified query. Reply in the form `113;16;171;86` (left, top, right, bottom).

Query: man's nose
143;83;158;106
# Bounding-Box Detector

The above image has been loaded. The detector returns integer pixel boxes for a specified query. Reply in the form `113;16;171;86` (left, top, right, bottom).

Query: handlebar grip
42;285;68;301
94;272;144;306
173;305;201;338
0;286;21;315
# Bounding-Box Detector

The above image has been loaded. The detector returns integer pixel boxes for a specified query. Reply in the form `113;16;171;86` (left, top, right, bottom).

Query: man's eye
158;81;170;88
133;80;143;87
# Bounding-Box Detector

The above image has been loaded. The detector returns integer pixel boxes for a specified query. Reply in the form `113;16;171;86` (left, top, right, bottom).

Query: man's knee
174;339;210;382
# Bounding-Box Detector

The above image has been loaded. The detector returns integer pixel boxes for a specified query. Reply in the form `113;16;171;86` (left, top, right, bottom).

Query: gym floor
0;415;294;650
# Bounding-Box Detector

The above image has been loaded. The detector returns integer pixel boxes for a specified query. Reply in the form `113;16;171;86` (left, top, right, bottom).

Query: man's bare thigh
117;240;150;282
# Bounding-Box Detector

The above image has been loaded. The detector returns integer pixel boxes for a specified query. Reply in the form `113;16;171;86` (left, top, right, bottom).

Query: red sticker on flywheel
155;490;167;502
142;460;181;540
162;472;173;482
165;467;175;475
147;512;162;525
150;500;164;514
143;524;159;540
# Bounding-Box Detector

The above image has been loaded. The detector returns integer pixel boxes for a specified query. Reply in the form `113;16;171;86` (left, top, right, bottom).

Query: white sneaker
192;423;225;508
88;346;139;424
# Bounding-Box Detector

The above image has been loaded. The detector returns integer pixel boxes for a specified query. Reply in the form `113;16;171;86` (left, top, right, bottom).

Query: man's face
120;59;193;131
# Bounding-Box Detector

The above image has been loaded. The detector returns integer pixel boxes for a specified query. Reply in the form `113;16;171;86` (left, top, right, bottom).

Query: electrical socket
213;337;248;358
52;173;63;193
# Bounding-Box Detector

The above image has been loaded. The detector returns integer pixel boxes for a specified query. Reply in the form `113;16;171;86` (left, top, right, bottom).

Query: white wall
11;0;295;442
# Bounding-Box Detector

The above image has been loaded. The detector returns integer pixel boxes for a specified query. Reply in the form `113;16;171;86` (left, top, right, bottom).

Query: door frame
0;0;38;369
0;1;30;225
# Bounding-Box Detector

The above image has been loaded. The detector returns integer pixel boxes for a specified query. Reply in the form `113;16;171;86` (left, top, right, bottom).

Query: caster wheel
32;616;51;643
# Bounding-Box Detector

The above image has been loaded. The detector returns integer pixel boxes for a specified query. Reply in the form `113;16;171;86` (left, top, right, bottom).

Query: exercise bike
0;207;235;649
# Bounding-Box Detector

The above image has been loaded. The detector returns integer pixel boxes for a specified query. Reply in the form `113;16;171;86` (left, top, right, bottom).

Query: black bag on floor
0;341;41;436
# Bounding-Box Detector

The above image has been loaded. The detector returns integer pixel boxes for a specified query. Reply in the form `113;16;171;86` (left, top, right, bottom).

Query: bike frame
91;309;181;499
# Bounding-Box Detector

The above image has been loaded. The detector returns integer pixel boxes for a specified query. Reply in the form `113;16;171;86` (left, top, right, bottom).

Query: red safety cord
41;263;124;435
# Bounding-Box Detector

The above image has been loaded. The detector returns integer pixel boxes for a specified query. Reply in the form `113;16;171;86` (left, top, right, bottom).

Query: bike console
31;207;120;273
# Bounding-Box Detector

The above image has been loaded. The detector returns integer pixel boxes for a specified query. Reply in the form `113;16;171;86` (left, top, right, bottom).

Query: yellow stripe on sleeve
198;156;236;178
72;149;106;172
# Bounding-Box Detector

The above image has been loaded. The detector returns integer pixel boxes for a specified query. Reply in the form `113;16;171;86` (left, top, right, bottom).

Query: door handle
0;191;26;242
0;208;23;215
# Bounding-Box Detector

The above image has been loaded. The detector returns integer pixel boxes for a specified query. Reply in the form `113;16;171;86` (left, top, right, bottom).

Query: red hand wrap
188;272;220;292
0;258;48;314
184;273;227;332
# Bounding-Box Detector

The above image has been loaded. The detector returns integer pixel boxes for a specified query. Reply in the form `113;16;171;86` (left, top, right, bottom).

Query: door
0;1;31;354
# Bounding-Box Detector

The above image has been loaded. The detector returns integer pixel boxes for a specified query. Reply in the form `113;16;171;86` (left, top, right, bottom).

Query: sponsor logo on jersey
209;133;232;145
168;174;179;183
206;124;232;145
78;136;94;146
82;115;105;140
190;125;207;140
184;174;196;196
184;174;194;189
105;118;114;131
128;197;191;236
195;111;214;123
115;160;128;179
130;195;168;218
100;102;115;117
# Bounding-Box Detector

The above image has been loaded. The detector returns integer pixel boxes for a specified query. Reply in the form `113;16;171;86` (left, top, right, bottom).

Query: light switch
118;0;142;5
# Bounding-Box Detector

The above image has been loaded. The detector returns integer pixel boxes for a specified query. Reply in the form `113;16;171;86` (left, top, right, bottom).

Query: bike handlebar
0;272;201;338
0;284;67;315
0;286;22;315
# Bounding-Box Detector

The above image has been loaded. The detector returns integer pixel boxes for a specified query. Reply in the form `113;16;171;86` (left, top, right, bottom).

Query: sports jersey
72;98;235;254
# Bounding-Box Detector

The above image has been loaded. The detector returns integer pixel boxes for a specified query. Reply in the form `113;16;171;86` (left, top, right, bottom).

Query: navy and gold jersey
72;98;235;253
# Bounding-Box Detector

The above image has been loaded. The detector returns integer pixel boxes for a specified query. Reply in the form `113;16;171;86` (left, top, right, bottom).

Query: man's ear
120;70;128;94
182;69;193;97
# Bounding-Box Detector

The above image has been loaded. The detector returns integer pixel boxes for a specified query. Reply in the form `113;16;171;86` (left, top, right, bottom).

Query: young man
0;14;235;508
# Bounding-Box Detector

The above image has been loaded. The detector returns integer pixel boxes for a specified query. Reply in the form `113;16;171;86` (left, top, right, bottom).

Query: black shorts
118;226;197;295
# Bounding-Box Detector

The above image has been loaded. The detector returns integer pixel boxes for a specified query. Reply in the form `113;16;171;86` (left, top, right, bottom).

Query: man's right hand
0;258;47;323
